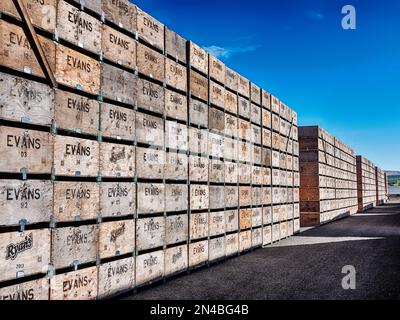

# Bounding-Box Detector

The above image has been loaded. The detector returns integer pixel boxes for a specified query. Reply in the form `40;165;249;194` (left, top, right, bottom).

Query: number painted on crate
21;201;28;209
20;151;28;158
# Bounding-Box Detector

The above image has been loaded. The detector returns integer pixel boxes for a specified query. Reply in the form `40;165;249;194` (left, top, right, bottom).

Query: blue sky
133;0;400;170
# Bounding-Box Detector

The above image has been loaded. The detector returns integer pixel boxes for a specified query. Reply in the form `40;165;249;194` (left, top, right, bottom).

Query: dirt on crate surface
122;201;400;300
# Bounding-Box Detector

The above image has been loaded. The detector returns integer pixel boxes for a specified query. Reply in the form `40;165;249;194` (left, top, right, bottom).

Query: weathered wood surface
165;244;188;276
165;27;186;63
136;147;164;180
135;111;164;147
165;58;187;92
0;180;52;226
99;142;135;178
189;240;208;267
0;277;49;300
190;212;208;240
102;0;137;34
190;70;208;102
136;250;164;286
137;183;165;214
100;182;135;218
136;216;165;251
209;236;225;261
136;78;165;115
189;156;209;182
164;152;188;180
99;220;135;258
165;184;188;212
225;233;239;256
137;8;164;50
190;184;209;210
165;214;188;245
165;89;187;121
137;43;165;81
100;102;135;140
209;211;225;237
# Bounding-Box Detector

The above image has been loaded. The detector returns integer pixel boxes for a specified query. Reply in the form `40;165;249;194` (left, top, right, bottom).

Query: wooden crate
0;277;49;300
209;55;225;84
209;185;224;210
189;98;208;127
210;81;225;108
53;135;99;177
136;216;165;251
250;83;261;105
263;206;272;224
209;236;225;261
252;228;262;247
0;126;53;174
252;124;262;145
251;104;261;126
190;70;208;102
0;0;56;33
0;229;50;282
262;128;271;147
271;95;280;114
136;147;164;179
99;220;135;259
57;1;101;54
262;187;271;205
55;90;99;135
262;148;271;167
263;225;272;246
238;96;250;119
101;24;136;69
165;27;186;64
136;8;164;51
98;257;135;298
165;120;188;151
53;181;99;222
262;167;271;186
165;214;188;245
225;186;238;208
0;20;56;78
225;233;239;256
239;141;251;163
209;211;225;237
225;209;238;232
189;240;208;267
102;0;137;34
189;41;208;74
55;44;100;95
239;230;251;252
239;163;251;184
101;63;136;105
238;119;250;141
137;43;164;81
272;223;280;242
208;132;224;159
136;78;165;115
0;72;54;126
136;250;164;286
165;184;188;212
279;222;288;239
50;267;97;300
0;180;52;227
137;183;165;214
100;103;135;140
165;244;188;276
100;182;136;218
239;208;252;230
209;107;225;132
225;90;238;115
51;225;99;269
189;156;208;182
238;76;250;98
224;137;237;161
165;58;187;92
225;67;238;92
209;159;224;183
252;166;262;185
99;142;135;178
252;207;262;227
165;89;187;121
165;152;188;180
252;145;262;165
190;212;208;240
135;111;164;147
262;108;271;129
225;114;238;138
225;162;238;184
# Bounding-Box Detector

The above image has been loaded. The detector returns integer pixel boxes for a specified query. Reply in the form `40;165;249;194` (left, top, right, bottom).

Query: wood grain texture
190;70;208;102
225;209;238;233
137;43;165;81
100;103;135;140
164;152;188;180
137;183;165;214
135;112;164;147
224;90;238;114
209;236;225;261
165;184;188;213
188;127;208;155
225;162;238;184
189;212;208;240
209;55;225;84
165;59;187;92
209;159;224;183
165;89;187;121
0;277;49;300
165;245;188;276
189;240;208;267
165;214;188;245
225;67;238;92
100;182;135;218
210;81;224;108
136;250;164;286
189;98;208;127
136;147;164;179
209;211;225;237
136;8;164;50
136;216;165;251
239;208;252;230
189;41;208;74
225;233;239;256
99;220;135;259
102;0;137;33
165;27;186;63
165;120;188;151
99;142;135;178
189;156;208;182
252;228;262;247
239;230;251;252
136;78;165;115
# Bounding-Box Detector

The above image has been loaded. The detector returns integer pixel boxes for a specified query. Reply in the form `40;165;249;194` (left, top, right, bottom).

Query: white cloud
203;45;259;60
307;10;325;20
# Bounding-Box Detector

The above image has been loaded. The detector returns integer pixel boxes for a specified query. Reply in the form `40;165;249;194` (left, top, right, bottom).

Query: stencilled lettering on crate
189;41;208;74
190;70;208;102
190;212;208;240
135;112;164;147
189;127;208;155
137;78;165;115
209;211;225;237
137;8;164;50
239;208;252;230
99;142;135;178
225;67;238;92
225;186;238;208
262;89;271;110
165;121;188;151
238;163;251;184
102;0;137;33
209;236;225;261
165;214;188;245
224;137;237;161
100;103;135;140
225;233;239;256
98;257;135;298
165;244;188;276
209;185;225;210
225;162;238;184
101;24;137;69
209;159;224;183
239;230;251;252
252;207;262;227
137;183;165;214
165;58;187;92
55;90;99;135
225;113;238;138
263;206;272;225
0;277;49;300
189;98;208;127
189;156;209;182
100;182;135;218
238;76;250;98
263;225;272;246
50;267;97;300
165;89;187;121
224;90;238;114
0;127;54;174
136;250;164;286
165;152;188;180
137;43;165;81
209;107;225;133
210;81;225;108
53;181;99;222
0;229;51;282
189;240;208;267
252;228;262;247
0;180;52;226
51;225;99;269
136;216;165;251
53;135;99;177
190;185;209;211
0;72;54;126
136;147;164;179
210;55;225;83
208;132;224;159
165;184;188;212
99;220;135;259
225;209;238;232
57;1;101;54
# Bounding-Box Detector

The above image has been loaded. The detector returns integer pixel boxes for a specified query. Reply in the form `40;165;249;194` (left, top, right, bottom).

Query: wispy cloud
203;45;260;60
307;10;325;21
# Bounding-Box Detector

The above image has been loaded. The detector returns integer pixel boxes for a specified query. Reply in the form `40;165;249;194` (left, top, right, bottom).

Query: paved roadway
123;199;400;300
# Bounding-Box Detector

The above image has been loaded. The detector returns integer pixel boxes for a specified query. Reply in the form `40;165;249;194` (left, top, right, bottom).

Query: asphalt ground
123;199;400;300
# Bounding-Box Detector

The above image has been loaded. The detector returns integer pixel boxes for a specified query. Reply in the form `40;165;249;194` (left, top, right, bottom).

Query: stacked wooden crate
299;126;358;227
356;156;377;211
0;0;300;300
376;167;388;205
